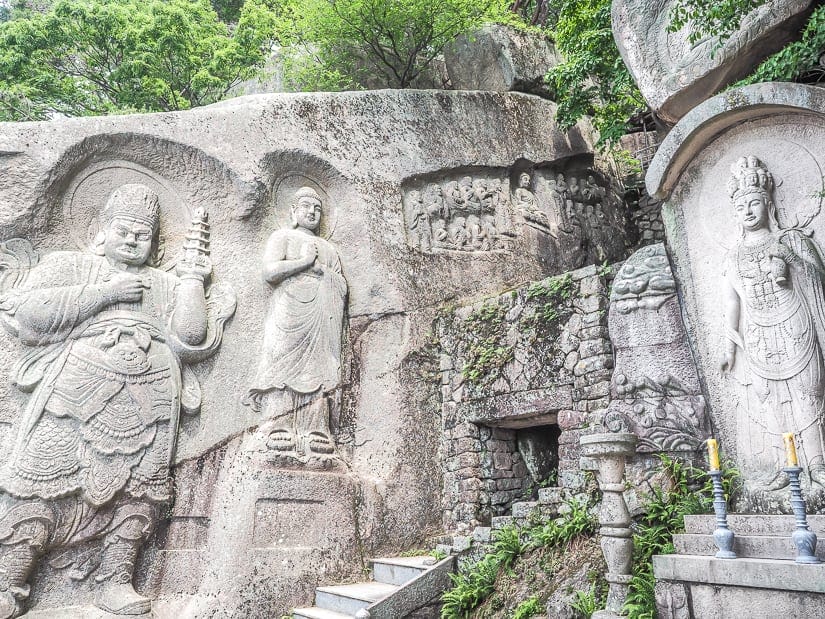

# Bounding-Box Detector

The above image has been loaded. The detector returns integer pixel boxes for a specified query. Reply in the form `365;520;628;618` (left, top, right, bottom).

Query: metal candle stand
708;469;736;559
784;466;821;564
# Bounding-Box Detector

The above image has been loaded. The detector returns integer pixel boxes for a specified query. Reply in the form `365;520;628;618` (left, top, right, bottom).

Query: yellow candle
707;438;720;471
783;433;799;467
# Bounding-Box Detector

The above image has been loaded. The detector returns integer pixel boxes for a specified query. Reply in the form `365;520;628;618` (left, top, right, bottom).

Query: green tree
669;0;825;88
0;0;270;120
544;0;646;146
248;0;512;90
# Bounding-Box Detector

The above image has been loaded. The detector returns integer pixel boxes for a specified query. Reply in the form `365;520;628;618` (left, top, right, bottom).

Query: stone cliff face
0;90;636;616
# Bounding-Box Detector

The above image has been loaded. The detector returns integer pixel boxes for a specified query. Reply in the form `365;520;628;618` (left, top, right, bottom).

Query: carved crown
727;156;774;200
103;183;161;228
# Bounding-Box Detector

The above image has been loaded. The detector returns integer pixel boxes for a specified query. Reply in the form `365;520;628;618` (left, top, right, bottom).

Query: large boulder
613;0;813;124
445;24;560;96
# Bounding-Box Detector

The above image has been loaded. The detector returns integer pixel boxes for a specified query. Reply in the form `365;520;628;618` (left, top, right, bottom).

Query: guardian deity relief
0;183;235;618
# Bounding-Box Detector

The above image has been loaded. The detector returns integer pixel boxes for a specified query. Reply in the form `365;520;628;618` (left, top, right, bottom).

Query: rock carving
246;186;347;468
403;173;514;252
606;243;710;452
720;156;825;490
0;183;235;618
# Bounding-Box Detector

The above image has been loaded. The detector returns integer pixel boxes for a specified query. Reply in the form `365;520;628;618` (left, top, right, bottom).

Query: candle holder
784;466;821;564
708;469;736;559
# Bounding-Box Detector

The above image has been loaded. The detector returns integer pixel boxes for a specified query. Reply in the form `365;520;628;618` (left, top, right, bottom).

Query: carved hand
301;242;318;269
720;347;736;375
103;272;147;304
176;252;213;282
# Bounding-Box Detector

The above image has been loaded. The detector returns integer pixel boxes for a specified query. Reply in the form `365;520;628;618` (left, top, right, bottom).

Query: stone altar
0;90;631;616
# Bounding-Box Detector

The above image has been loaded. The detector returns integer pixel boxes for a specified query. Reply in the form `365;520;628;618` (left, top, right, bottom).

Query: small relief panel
401;165;625;261
402;171;515;253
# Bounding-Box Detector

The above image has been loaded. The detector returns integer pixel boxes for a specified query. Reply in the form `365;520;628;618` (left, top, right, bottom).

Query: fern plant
623;455;739;619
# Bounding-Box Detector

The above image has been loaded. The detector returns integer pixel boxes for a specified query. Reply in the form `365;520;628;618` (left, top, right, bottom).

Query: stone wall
437;263;613;531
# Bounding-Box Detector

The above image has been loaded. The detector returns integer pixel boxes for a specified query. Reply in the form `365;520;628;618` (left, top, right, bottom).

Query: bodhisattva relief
403;175;515;252
720;156;825;490
246;187;347;468
0;183;235;618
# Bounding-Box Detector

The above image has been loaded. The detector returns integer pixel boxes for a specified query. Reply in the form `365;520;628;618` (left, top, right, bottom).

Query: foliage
460;300;513;386
569;584;601;618
524;272;574;325
253;0;513;90
527;497;597;549
668;0;767;49
0;0;271;120
441;525;527;618
668;0;825;89
737;5;825;87
544;0;646;146
210;0;245;22
442;498;597;618
623;455;739;619
512;595;543;619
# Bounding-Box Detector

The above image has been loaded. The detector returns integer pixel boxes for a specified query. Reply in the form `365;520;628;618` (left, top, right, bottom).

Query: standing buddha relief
245;186;347;468
0;183;235;618
720;156;825;491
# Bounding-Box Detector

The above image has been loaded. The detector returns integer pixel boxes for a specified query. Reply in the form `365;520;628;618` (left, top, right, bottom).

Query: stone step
673;533;825;561
371;556;434;586
293;607;354;619
315;582;399;615
538;487;566;505
653;554;825;593
684;515;825;537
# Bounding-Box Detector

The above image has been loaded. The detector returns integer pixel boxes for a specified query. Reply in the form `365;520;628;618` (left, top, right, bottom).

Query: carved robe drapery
249;229;347;397
0;251;215;508
725;229;825;467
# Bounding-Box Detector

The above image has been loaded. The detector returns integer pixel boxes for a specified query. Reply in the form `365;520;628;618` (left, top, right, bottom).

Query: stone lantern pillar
580;432;637;618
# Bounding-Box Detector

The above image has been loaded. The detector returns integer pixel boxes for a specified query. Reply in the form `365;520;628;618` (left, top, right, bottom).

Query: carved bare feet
762;470;791;492
810;465;825;488
306;431;335;455
266;429;296;452
95;582;151;615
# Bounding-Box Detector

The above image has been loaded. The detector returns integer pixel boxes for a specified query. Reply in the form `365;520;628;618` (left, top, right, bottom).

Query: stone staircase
293;555;454;618
654;514;825;617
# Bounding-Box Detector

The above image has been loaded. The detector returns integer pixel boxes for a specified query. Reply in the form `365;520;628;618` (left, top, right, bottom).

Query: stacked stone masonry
438;263;614;532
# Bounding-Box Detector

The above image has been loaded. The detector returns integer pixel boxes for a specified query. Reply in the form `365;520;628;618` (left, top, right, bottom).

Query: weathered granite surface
604;243;711;453
647;82;825;512
0;90;631;616
613;0;813;124
444;24;560;96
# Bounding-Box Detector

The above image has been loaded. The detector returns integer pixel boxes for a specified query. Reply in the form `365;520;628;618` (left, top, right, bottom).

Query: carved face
519;173;530;187
293;197;322;231
733;191;769;232
104;216;154;266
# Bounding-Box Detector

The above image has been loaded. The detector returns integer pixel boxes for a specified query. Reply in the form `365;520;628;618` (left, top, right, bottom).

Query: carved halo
697;140;824;250
63;160;190;271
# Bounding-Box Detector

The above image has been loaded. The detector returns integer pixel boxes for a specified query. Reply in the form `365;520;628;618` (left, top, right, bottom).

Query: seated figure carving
0;184;234;617
246;187;347;467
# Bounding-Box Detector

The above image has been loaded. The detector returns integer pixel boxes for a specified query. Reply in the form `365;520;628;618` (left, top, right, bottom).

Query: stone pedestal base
654;555;825;618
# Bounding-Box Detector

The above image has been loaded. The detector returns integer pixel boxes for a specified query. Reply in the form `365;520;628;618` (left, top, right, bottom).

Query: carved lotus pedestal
580;432;637;619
